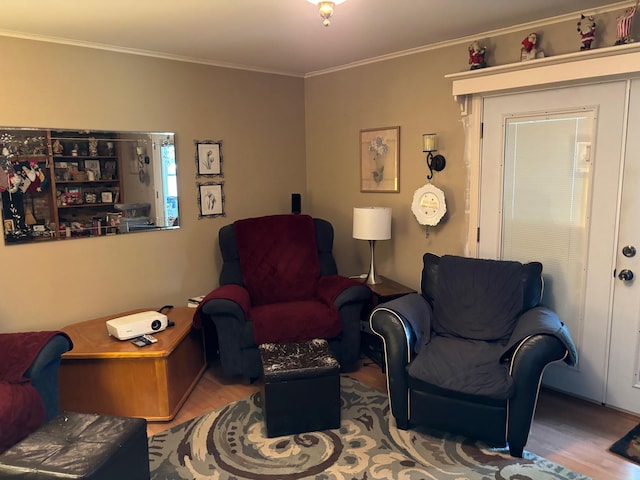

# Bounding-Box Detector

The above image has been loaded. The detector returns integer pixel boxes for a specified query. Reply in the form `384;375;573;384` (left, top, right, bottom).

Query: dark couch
194;214;371;381
370;253;577;457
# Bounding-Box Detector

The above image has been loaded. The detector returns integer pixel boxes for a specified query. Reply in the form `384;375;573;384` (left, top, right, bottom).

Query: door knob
618;269;634;281
623;245;637;258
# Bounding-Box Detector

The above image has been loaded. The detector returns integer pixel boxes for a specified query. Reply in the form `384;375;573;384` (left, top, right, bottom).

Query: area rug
609;424;640;465
148;376;591;479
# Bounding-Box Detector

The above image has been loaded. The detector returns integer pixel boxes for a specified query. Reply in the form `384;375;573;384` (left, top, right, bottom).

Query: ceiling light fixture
307;0;347;27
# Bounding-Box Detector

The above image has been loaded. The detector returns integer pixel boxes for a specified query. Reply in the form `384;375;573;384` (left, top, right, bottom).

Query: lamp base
365;239;384;284
364;271;383;285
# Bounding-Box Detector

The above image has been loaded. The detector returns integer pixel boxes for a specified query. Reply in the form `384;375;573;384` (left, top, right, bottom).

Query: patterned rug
610;424;640;465
148;376;591;479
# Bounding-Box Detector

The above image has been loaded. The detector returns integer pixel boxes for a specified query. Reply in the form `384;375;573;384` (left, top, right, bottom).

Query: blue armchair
370;253;577;457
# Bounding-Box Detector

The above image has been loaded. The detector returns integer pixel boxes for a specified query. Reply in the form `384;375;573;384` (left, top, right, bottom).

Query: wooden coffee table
59;307;206;422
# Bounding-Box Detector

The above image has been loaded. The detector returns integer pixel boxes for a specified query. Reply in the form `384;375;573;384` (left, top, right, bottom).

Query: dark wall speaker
291;193;301;214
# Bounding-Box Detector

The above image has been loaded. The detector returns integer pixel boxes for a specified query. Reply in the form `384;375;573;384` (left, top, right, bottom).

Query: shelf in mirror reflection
1;126;179;245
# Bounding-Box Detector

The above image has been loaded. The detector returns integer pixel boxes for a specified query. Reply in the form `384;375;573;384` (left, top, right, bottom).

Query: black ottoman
0;412;149;479
259;338;341;437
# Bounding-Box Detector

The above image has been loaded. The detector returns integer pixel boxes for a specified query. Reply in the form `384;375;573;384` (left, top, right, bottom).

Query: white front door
604;79;640;414
479;80;640;411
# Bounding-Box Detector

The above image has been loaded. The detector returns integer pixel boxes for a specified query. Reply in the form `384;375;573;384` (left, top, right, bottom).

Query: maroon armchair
193;214;371;381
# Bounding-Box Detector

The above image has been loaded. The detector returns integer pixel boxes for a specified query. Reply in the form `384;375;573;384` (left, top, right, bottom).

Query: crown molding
0;0;632;79
305;1;631;78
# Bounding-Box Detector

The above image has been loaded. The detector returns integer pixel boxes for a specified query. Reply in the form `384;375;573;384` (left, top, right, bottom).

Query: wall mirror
0;127;179;244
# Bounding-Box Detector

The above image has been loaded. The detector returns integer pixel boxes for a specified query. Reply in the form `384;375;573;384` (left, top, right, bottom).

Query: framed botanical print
195;140;223;176
198;182;225;218
360;126;400;193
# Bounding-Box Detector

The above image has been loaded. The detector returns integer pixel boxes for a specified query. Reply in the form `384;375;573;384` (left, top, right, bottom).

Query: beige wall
305;48;467;290
304;8;626;291
0;37;306;332
0;7;627;331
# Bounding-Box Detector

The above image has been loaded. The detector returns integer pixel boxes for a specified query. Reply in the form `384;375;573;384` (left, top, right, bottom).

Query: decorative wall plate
411;183;447;226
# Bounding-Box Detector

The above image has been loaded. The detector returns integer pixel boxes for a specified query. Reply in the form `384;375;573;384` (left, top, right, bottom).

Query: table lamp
353;207;392;284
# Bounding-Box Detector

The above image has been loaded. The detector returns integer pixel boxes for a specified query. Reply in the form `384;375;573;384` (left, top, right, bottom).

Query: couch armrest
24;333;73;421
193;284;251;330
316;276;370;369
506;333;568;456
0;331;72;422
199;286;252;377
503;306;577;366
371;294;431;355
317;275;371;308
370;293;431;428
203;284;251;314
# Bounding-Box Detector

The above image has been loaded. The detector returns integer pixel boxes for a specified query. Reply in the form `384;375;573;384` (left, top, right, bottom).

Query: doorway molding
446;42;640;256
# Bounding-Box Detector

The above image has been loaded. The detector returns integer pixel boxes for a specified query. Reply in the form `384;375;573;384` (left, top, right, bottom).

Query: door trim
451;46;640;257
447;43;640;97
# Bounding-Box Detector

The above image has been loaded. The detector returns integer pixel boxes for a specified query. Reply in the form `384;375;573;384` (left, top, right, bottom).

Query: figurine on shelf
52;139;63;156
88;137;98;157
577;14;596;50
520;33;538;61
615;3;638;45
468;41;487;70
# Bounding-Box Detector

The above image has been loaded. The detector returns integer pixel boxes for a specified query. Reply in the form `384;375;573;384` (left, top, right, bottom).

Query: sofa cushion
407;335;514;400
250;301;342;345
234;214;321;306
432;255;524;342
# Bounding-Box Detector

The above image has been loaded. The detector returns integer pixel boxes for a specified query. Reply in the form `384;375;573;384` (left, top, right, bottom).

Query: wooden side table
361;276;416;369
59;307;206;422
366;276;416;303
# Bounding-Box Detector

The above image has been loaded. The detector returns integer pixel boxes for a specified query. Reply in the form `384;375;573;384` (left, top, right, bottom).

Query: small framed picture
101;191;113;203
65;187;83;205
3;219;15;233
84;160;101;180
197;182;225;218
195;140;223;177
360;126;400;193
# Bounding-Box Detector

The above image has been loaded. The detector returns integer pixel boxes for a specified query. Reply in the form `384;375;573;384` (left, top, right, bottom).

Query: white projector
106;311;168;340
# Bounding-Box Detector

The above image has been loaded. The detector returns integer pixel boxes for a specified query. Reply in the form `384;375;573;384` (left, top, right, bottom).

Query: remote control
130;334;158;347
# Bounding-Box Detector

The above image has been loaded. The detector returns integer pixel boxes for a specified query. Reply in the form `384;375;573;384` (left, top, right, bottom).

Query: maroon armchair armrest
316;275;370;307
192;284;252;329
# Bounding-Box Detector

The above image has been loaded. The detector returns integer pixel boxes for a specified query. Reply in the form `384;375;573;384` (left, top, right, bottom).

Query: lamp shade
353;207;392;240
423;133;438;152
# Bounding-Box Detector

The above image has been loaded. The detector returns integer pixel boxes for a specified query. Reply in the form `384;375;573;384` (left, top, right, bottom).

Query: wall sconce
353;207;392;285
422;133;446;180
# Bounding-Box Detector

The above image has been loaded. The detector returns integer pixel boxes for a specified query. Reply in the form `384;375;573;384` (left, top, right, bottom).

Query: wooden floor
146;356;640;480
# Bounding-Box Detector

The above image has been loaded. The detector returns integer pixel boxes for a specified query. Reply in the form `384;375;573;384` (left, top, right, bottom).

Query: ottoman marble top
259;338;340;381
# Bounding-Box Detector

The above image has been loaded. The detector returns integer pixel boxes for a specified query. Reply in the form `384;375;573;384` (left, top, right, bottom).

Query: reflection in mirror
0;127;179;244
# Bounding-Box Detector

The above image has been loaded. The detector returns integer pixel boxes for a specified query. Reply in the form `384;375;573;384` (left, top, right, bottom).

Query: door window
501;111;595;341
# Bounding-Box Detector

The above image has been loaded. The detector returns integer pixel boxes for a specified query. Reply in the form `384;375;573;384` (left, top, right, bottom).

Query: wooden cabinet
1;128;124;243
59;307;206;421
